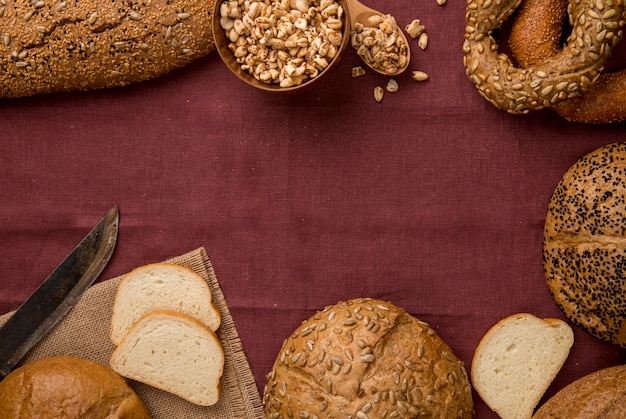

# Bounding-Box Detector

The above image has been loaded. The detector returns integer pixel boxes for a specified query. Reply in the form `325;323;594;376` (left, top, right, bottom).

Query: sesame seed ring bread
0;0;216;98
511;0;626;123
263;298;474;419
543;142;626;348
533;365;626;418
463;0;626;114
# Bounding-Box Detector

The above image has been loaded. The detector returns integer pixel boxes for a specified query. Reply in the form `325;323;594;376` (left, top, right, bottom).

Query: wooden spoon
344;0;410;76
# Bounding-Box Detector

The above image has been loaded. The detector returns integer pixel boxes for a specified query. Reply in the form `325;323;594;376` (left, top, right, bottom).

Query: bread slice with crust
471;313;574;419
109;310;225;406
110;262;221;345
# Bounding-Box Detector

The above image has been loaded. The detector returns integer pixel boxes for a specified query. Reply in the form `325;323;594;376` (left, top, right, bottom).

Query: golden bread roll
0;355;151;418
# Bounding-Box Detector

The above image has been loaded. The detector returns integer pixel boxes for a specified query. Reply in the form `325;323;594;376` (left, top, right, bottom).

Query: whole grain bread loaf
0;355;151;418
0;0;216;98
533;364;626;418
543;142;626;348
263;298;474;418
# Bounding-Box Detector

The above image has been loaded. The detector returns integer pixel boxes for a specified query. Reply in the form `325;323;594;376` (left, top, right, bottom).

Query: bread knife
0;206;119;380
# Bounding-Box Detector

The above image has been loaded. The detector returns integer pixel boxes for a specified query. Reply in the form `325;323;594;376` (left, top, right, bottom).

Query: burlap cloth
0;247;265;418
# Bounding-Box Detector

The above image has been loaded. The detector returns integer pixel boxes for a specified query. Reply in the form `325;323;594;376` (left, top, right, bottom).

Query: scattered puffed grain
404;19;425;39
386;79;399;92
411;70;429;81
418;32;428;50
352;66;366;77
374;85;384;102
437;0;446;5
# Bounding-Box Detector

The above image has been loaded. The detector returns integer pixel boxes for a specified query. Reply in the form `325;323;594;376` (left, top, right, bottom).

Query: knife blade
0;206;119;379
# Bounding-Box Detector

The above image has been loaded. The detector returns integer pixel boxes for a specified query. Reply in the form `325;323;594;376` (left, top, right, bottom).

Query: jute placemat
0;247;265;419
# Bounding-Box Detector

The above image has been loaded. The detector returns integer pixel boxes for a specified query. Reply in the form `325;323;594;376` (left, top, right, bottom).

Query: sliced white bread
471;313;574;419
109;310;225;406
110;262;221;345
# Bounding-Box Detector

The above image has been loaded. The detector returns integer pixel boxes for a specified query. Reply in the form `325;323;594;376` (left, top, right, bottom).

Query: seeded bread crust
462;0;626;114
543;142;626;348
533;365;626;418
263;298;474;419
508;0;568;68
0;0;216;98
0;355;151;418
509;0;626;124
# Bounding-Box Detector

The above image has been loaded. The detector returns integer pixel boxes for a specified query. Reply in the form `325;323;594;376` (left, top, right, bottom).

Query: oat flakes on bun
263;298;474;418
543;142;626;347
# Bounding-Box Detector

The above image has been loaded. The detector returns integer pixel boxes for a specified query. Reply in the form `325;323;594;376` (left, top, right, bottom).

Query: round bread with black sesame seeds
543;142;626;348
0;0;216;98
262;298;474;419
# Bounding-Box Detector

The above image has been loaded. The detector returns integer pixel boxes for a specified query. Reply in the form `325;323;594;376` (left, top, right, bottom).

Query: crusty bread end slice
471;313;574;419
110;262;221;345
109;310;225;407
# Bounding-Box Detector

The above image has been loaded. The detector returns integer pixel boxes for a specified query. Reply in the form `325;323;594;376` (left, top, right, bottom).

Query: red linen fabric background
0;0;625;417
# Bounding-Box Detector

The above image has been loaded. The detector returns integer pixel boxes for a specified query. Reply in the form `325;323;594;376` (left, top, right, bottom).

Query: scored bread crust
0;355;151;418
533;365;626;418
543;142;626;347
0;0;216;98
263;298;474;419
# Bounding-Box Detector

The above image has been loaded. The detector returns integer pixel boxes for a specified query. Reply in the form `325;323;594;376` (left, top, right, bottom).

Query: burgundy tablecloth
0;0;625;417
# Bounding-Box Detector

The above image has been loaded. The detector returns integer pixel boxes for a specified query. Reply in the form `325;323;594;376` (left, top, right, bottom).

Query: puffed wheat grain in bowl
212;0;351;92
263;298;474;418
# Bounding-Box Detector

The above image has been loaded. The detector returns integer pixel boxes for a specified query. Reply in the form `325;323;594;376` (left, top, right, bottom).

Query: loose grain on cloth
0;247;265;419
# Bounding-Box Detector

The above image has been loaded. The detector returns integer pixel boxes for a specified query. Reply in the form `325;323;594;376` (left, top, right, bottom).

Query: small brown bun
0;355;151;418
263;298;474;418
543;142;626;347
533;365;626;418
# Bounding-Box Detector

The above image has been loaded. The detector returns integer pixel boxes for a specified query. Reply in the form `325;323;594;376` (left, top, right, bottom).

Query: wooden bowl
211;0;351;92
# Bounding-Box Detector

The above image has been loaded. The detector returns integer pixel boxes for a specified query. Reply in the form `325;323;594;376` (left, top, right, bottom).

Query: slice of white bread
471;313;574;419
110;262;221;345
109;310;225;406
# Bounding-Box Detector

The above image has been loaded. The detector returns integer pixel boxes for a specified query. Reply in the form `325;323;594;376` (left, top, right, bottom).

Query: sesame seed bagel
509;0;569;68
543;142;626;348
510;0;626;123
553;70;626;123
0;0;216;98
463;0;626;114
263;298;474;419
533;365;626;418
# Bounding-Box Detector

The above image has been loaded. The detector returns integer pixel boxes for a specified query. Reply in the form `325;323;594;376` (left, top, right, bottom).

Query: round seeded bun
543;142;626;348
263;298;474;418
0;355;151;418
533;365;626;418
